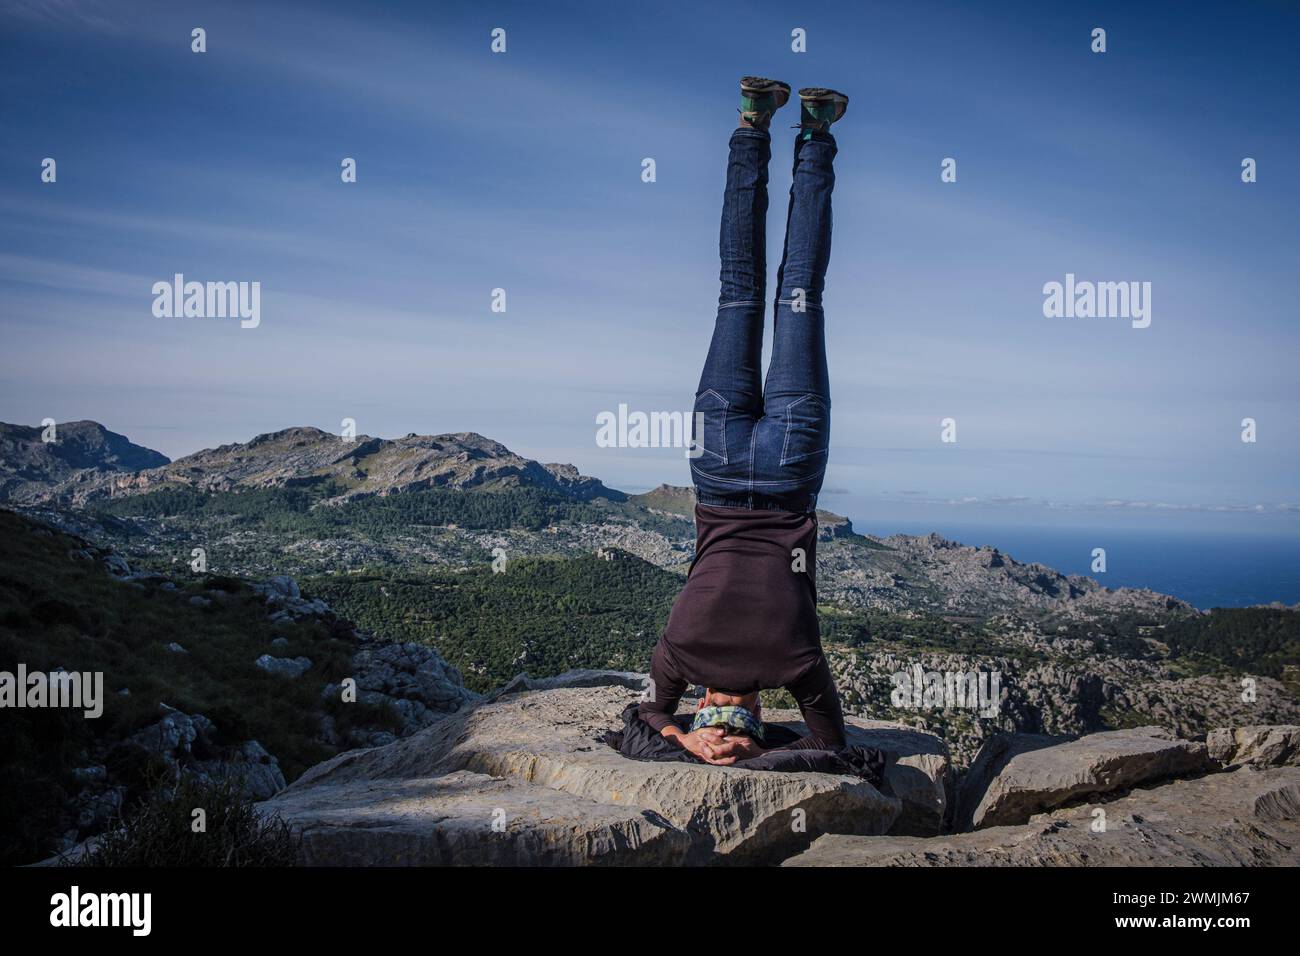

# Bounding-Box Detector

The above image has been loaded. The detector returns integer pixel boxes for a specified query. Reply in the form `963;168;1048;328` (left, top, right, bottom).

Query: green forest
94;484;618;534
1162;607;1300;679
818;607;995;655
306;553;682;692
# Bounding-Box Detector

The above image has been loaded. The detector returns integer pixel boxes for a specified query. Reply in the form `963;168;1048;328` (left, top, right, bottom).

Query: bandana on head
690;704;765;744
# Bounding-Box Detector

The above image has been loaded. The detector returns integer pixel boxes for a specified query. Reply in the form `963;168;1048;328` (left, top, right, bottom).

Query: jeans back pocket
692;389;729;463
780;394;829;466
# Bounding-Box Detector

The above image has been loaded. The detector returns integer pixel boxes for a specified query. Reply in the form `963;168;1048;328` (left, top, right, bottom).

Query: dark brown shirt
638;504;846;750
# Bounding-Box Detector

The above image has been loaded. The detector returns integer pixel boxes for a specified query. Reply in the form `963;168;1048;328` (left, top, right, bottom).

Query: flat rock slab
783;766;1300;866
953;732;1069;832
265;770;691;866
264;684;900;865
764;709;951;836
960;727;1210;829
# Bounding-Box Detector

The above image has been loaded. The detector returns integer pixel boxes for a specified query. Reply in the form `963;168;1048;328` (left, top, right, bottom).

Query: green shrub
74;774;300;867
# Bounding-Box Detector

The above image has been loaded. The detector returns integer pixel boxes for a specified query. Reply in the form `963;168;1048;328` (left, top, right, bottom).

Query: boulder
130;703;213;755
952;732;1069;831
314;641;478;746
256;575;300;601
957;727;1210;829
126;703;286;800
250;575;330;619
191;740;286;801
1208;725;1300;769
255;654;313;679
352;642;477;717
262;681;900;865
764;709;951;835
783;766;1300;866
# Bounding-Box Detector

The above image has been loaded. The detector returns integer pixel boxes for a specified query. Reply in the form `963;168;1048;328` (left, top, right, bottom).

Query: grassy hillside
0;509;364;864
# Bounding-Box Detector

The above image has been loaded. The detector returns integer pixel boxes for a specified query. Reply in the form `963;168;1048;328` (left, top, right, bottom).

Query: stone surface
764;709;951;836
488;669;652;700
1208;725;1300;769
783;766;1300;866
193;740;288;802
352;642;478;714
250;575;331;618
958;727;1210;829
126;703;286;800
262;681;901;865
315;641;478;748
953;732;1069;831
129;702;214;755
269;770;691;866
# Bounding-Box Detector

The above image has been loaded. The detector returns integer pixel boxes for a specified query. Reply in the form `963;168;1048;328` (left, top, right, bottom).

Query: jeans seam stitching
690;464;825;486
747;425;757;492
696;388;729;464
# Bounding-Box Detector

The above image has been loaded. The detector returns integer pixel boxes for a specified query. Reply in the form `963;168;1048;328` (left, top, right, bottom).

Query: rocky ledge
260;678;947;866
784;767;1300;866
258;671;1300;867
953;726;1210;830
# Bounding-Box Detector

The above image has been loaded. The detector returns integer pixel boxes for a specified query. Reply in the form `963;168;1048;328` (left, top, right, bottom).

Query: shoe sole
798;87;849;121
742;76;792;96
741;76;791;110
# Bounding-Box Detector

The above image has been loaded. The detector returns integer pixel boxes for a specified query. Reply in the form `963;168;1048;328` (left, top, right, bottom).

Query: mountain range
2;419;1189;621
0;421;619;506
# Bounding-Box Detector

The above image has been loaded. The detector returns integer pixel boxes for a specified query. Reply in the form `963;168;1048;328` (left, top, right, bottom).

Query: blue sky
2;0;1297;536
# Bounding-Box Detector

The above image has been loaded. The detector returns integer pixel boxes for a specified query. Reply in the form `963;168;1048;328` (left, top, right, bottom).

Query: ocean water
852;522;1300;611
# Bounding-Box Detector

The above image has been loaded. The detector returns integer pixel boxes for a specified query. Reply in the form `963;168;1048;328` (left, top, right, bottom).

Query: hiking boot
797;87;849;139
739;76;791;129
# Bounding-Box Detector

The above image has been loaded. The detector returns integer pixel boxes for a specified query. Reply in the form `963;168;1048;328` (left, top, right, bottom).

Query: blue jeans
691;127;836;513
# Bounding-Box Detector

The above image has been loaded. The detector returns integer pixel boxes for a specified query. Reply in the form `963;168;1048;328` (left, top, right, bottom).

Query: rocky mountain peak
0;420;622;506
243;426;338;448
0;420;170;503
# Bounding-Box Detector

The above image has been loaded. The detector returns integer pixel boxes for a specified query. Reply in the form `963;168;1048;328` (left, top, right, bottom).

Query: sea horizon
842;517;1300;611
